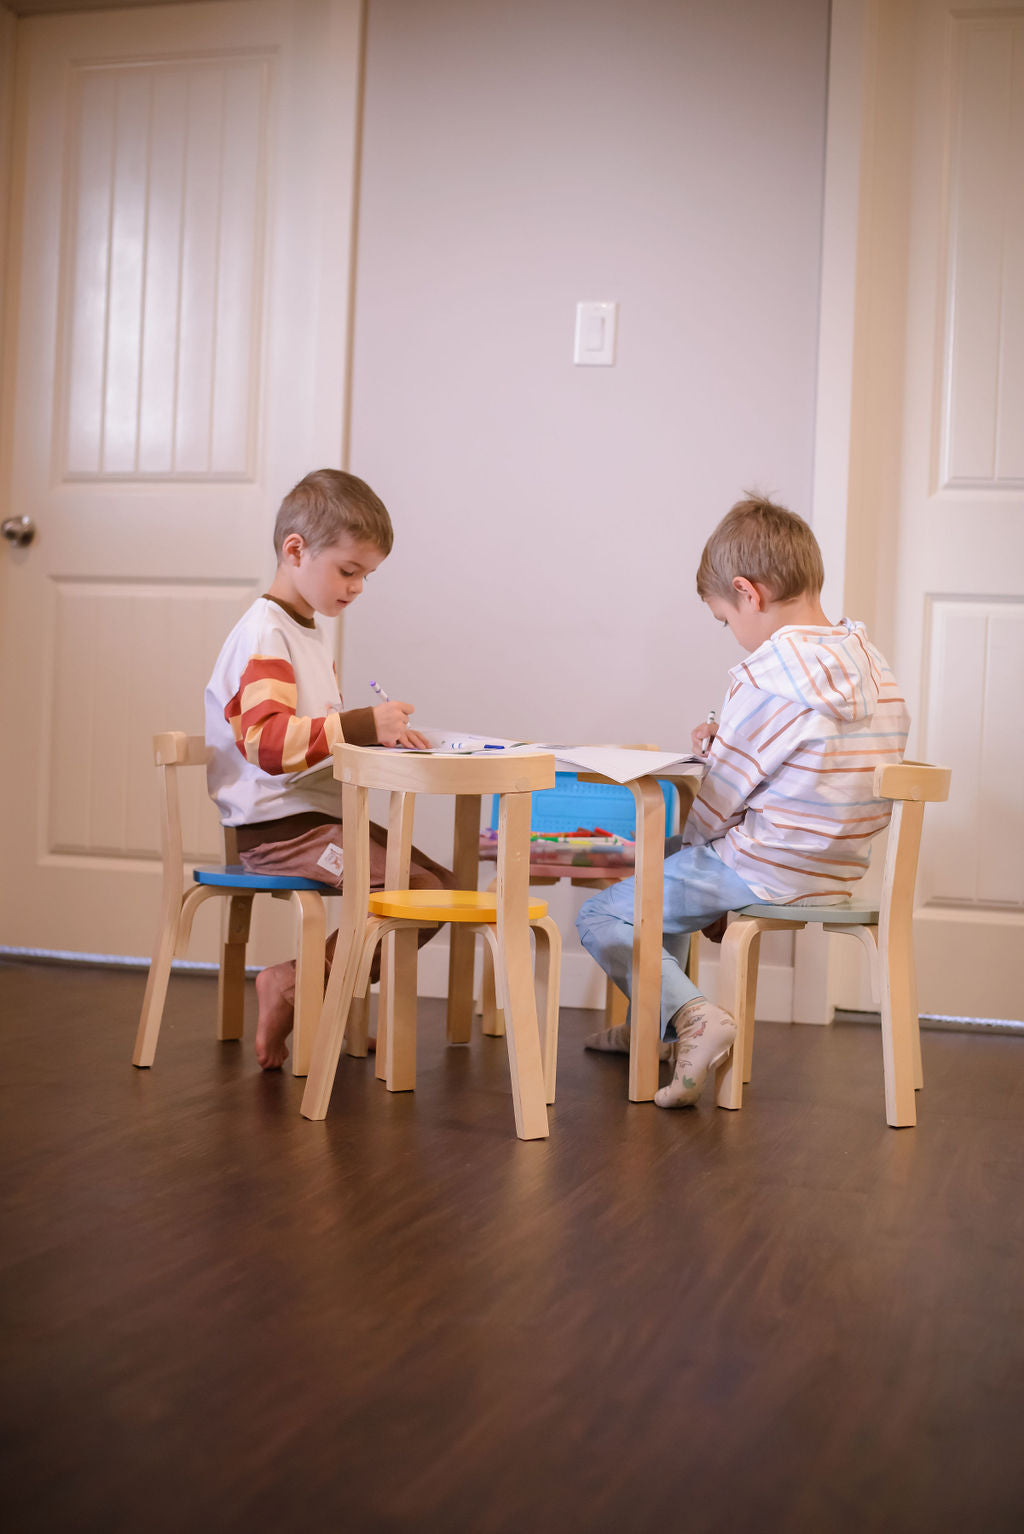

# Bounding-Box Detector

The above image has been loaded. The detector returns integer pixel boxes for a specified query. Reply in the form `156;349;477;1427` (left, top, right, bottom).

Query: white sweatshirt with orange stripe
682;620;910;905
204;595;376;828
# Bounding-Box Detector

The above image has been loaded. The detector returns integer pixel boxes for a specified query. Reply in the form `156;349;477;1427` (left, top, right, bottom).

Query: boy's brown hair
696;494;824;603
273;468;393;559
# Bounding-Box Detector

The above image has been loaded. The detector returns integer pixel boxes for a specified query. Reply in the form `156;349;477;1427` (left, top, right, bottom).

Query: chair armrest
873;761;951;803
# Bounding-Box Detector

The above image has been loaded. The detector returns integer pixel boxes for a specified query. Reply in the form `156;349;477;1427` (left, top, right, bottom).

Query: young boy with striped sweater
205;468;453;1070
577;495;909;1109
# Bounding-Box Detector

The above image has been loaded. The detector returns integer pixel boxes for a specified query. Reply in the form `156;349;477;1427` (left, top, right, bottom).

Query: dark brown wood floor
2;958;1023;1534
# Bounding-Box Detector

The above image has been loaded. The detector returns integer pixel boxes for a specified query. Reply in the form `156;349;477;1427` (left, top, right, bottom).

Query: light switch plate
574;301;617;365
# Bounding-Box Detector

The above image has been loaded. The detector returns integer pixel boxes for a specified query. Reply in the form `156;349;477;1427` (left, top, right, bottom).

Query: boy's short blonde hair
273;468;393;559
696;494;824;603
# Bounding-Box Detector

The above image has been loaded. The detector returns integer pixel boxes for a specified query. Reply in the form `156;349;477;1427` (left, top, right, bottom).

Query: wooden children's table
447;761;702;1102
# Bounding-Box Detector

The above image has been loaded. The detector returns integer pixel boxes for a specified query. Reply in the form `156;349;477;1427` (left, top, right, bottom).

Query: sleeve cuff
336;707;378;747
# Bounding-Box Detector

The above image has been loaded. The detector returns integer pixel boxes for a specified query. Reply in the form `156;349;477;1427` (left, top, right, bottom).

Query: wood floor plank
1;959;1023;1533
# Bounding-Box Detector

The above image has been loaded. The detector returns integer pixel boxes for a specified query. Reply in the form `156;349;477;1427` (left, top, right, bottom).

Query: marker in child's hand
702;709;717;756
369;680;390;702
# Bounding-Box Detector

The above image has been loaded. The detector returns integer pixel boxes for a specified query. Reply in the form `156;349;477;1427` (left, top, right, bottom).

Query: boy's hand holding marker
691;709;718;757
369;680;429;750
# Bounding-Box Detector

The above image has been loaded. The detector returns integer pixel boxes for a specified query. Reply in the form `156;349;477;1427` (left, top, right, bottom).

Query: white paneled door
873;0;1024;1017
0;1;360;959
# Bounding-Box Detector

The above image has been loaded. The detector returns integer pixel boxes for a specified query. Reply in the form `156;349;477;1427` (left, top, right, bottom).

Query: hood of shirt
732;619;881;723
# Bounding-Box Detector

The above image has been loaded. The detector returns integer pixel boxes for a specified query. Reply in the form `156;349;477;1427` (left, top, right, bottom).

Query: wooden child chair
132;731;336;1077
714;761;952;1127
300;744;561;1141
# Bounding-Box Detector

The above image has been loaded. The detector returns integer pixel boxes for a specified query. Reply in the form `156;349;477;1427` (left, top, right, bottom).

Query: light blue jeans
576;839;759;1040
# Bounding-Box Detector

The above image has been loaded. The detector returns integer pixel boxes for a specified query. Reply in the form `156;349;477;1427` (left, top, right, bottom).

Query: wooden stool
715;761;952;1127
301;745;560;1140
132;732;334;1078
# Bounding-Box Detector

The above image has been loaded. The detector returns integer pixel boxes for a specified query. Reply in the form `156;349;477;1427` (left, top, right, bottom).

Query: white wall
344;0;830;1007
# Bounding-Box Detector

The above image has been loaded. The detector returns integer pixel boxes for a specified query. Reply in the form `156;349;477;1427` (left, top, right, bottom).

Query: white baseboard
414;938;796;1022
0;938;797;1024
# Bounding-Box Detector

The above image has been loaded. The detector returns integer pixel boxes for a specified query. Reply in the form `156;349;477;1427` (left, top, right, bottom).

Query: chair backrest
873;760;951;937
152;732;222;899
151;733;205;900
332;743;556;796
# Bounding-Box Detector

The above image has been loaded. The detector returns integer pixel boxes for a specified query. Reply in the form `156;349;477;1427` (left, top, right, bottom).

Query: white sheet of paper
418;728;527;753
534;745;705;785
416;729;704;785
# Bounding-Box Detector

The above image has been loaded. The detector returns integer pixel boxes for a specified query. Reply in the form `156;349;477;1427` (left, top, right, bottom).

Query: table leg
627;777;666;1102
447;793;481;1045
495;791;549;1140
378;790;414;1078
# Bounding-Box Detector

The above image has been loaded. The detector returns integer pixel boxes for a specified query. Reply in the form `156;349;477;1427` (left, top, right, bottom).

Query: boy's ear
731;576;766;610
281;533;305;566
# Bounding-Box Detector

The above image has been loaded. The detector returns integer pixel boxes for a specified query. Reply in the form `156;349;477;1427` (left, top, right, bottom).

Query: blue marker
370;679;390;702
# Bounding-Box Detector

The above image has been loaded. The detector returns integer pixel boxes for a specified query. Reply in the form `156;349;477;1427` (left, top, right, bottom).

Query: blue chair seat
192;864;338;895
736;902;879;925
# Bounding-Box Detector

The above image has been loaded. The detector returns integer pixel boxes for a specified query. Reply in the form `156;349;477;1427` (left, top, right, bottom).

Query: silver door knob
1;516;36;547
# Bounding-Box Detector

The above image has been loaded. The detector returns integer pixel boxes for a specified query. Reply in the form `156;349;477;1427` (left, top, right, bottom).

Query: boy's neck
266;564;314;619
764;592;832;636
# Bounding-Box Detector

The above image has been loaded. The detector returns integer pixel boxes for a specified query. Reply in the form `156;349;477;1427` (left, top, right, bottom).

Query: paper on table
532;745;705;785
418;728;528;753
418;729;704;785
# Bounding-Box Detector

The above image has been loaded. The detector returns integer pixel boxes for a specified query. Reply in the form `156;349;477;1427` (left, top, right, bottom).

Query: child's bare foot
254;962;295;1069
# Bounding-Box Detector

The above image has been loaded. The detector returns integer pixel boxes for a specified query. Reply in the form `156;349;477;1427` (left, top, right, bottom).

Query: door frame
798;0;897;1023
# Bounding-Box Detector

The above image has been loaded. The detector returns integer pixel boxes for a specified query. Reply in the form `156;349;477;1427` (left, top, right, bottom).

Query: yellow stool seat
368;889;549;923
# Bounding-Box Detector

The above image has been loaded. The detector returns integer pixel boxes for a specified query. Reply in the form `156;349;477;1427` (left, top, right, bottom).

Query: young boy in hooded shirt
576;495;910;1109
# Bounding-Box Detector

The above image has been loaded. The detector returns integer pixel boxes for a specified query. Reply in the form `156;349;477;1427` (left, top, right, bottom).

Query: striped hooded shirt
682;620;910;905
204;595;376;827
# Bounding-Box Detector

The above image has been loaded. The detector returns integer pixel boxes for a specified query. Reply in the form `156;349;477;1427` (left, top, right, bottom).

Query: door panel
0;0;360;961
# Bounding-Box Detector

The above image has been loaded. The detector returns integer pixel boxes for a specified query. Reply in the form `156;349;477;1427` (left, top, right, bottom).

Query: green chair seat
736;903;879;925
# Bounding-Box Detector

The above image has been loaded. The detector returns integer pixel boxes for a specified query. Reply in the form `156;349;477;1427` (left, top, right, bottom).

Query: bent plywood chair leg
481;934;505;1036
603;978;628;1032
291;890;327;1078
385;927;419;1092
217;895;252;1042
686;930;700;989
375;933;392;1080
912;1006;924;1093
301;780;370;1118
346;989;370;1058
300;928;360;1117
174;883;221;954
447;927;476;1044
715;920;762;1110
346;927;378;1058
877;796;923;1126
133;901;183;1068
446;793;482;1045
879;927;918;1128
491;931;549;1139
906;931;924;1092
350;921;391;1059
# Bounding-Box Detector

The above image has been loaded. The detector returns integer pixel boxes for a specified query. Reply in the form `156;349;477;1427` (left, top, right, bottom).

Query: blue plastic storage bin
489;771;676;839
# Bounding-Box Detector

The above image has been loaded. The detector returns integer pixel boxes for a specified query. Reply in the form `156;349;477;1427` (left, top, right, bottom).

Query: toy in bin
479;825;635;868
479;772;677;868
